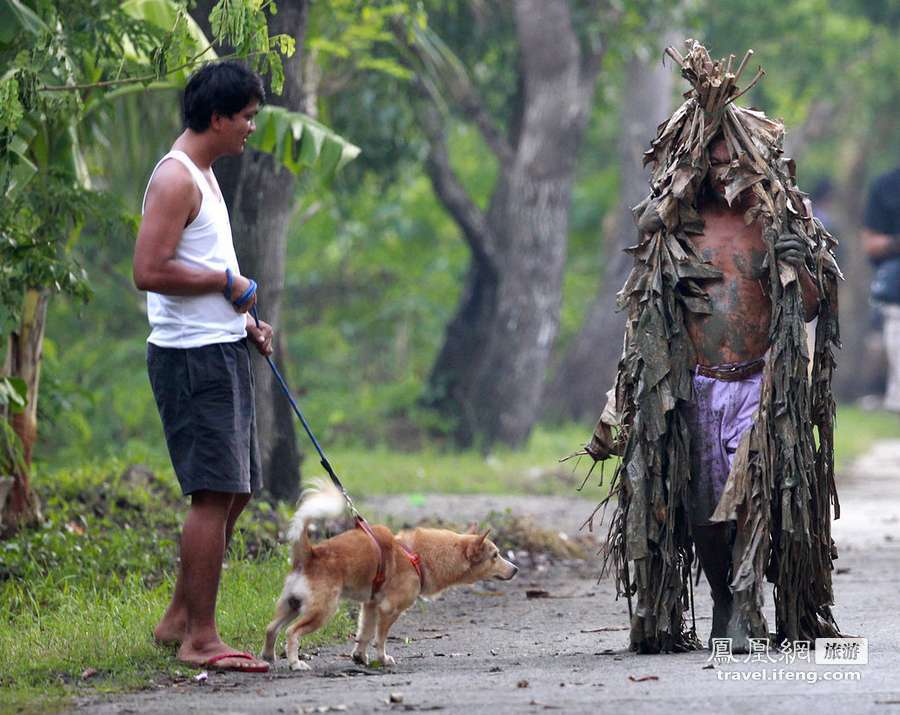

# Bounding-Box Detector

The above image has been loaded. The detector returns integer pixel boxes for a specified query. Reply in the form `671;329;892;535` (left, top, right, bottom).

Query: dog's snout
494;560;519;580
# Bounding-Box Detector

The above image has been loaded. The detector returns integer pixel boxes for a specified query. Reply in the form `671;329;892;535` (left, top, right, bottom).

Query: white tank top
141;150;247;348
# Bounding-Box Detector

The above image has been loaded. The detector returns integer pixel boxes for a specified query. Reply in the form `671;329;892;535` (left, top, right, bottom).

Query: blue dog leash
247;299;419;596
247;303;362;519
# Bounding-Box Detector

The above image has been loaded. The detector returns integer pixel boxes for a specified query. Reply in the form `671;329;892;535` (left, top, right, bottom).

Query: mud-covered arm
774;232;819;322
584;388;625;461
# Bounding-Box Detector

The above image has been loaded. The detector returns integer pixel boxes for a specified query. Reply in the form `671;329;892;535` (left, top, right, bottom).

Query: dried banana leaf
599;40;842;652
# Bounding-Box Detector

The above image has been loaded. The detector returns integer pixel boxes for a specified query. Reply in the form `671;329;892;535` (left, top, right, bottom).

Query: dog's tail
287;479;346;567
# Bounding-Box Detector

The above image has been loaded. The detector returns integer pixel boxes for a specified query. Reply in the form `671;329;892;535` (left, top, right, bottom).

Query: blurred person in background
862;166;900;413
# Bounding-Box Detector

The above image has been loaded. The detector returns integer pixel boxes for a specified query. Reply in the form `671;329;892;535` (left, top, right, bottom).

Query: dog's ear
465;529;492;561
465;522;479;535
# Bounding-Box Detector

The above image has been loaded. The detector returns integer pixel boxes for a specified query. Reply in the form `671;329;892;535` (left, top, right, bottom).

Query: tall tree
407;0;622;448
544;45;675;420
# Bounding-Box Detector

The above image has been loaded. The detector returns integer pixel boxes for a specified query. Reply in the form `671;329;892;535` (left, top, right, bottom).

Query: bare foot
177;640;270;672
153;615;186;645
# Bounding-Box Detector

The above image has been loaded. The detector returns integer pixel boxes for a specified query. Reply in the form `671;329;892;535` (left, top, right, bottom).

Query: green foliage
0;375;26;413
209;0;295;93
307;0;418;80
692;0;900;178
0;459;352;709
0;460;268;614
0;0;312;327
18;1;900;477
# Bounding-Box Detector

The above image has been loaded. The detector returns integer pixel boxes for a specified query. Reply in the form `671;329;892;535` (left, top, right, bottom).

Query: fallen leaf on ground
517;679;529;688
525;589;550;599
628;675;659;683
80;668;97;680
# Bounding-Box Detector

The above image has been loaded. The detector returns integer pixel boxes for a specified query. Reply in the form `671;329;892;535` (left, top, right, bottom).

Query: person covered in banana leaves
581;41;843;654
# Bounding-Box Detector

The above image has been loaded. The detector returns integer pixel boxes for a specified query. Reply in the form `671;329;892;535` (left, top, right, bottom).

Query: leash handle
249;306;360;518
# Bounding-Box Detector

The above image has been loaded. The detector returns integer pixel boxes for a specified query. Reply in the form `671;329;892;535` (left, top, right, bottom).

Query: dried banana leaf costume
600;42;842;652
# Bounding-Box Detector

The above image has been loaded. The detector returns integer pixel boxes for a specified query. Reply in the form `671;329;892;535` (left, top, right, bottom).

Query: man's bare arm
133;161;254;309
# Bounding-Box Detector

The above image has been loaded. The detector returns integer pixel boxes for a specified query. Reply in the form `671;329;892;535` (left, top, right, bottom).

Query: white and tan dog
262;482;518;670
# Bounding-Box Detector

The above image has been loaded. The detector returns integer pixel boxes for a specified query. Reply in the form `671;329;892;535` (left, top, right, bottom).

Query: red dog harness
355;517;422;598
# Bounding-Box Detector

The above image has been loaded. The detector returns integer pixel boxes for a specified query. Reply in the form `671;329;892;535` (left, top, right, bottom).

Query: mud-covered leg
694;523;734;647
351;602;377;665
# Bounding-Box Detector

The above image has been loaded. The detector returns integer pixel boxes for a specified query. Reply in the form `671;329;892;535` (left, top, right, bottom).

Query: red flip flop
203;652;270;673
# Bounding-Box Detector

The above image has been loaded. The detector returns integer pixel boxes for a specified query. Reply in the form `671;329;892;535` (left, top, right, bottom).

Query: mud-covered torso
685;205;771;366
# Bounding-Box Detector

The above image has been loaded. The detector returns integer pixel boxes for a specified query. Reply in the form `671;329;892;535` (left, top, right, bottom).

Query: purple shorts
685;361;763;525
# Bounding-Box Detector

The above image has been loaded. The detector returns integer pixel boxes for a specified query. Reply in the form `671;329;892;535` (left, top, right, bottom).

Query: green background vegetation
2;0;899;710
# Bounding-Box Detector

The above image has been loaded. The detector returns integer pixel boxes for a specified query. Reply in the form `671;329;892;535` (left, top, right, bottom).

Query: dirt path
79;442;900;714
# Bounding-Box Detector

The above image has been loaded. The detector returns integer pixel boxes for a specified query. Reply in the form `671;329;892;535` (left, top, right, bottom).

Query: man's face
707;139;731;199
212;99;259;155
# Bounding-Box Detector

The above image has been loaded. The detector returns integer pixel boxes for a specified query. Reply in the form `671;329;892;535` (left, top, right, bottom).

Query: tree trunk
422;0;610;448
1;289;47;536
542;48;675;421
191;0;309;501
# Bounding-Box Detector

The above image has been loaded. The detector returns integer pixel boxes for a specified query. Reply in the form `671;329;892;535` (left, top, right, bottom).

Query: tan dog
262;482;518;670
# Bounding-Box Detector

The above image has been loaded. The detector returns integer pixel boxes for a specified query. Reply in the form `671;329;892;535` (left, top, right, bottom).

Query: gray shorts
147;339;262;496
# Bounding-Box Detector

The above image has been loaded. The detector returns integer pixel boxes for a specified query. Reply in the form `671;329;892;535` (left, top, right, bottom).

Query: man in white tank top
134;61;273;673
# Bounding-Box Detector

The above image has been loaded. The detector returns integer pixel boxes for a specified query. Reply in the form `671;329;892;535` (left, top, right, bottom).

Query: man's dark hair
182;60;265;132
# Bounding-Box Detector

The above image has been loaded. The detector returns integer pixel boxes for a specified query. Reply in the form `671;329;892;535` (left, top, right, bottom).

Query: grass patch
0;462;350;713
310;405;897;500
312;423;602;499
832;406;899;467
0;560;353;713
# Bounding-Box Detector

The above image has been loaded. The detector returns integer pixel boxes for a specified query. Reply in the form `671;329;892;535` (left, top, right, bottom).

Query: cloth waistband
695;357;765;382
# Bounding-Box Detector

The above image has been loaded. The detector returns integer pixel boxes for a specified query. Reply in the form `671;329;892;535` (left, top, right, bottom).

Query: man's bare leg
226;493;251;548
154;491;253;645
153;564;188;644
170;490;266;669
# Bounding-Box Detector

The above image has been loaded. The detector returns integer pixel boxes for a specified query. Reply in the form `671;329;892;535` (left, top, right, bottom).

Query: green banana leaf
1;121;37;199
0;0;48;46
0;376;27;414
248;105;361;176
120;0;217;82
